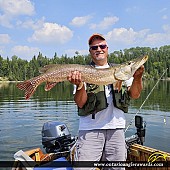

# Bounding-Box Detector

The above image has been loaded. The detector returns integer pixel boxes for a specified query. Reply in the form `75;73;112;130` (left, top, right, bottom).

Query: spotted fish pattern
17;55;148;99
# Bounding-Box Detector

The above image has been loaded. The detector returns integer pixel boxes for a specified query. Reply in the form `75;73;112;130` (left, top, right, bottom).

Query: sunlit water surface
0;80;170;162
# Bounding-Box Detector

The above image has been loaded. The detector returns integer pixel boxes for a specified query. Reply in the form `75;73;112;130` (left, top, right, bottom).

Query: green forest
0;45;170;81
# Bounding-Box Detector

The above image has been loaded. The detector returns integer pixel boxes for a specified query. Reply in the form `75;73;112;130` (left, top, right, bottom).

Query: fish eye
128;62;131;65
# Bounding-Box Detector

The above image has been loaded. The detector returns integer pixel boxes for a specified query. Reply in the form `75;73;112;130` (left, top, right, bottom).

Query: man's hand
129;65;144;99
67;71;84;90
68;71;87;107
133;65;145;80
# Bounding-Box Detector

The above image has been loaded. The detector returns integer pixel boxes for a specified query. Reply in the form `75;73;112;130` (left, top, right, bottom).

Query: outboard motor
126;115;146;146
42;121;76;153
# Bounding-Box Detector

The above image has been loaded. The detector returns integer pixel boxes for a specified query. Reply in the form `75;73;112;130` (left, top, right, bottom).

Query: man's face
89;38;108;65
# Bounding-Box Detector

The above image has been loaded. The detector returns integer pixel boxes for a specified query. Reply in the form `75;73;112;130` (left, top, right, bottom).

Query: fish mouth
138;55;148;66
130;55;148;67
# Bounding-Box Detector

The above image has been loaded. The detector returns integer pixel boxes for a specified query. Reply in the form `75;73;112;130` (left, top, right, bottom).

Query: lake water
0;80;170;162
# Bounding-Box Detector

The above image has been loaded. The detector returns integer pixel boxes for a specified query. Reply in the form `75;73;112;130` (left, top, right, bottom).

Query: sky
0;0;170;60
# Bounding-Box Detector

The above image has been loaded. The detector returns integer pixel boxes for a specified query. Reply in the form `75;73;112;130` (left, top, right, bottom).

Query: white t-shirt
74;64;133;131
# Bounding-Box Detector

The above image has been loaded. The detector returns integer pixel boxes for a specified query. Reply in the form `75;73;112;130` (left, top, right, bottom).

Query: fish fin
114;80;122;92
45;82;57;91
39;64;58;73
17;81;37;100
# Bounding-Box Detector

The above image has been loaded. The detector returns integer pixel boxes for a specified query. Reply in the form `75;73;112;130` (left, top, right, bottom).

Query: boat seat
14;150;37;170
25;148;41;161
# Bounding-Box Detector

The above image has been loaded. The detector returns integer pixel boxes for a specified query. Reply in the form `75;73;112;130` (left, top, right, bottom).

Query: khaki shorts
74;129;126;170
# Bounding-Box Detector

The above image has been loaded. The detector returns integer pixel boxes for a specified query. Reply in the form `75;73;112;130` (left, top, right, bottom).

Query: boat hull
13;144;170;170
127;144;170;170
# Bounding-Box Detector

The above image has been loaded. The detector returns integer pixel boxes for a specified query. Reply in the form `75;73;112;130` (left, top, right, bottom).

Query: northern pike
17;55;148;100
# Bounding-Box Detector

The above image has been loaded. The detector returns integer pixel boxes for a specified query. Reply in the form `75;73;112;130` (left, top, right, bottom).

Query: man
67;33;144;170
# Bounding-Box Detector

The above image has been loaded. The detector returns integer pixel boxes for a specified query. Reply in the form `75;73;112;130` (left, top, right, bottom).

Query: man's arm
128;65;145;99
67;71;87;108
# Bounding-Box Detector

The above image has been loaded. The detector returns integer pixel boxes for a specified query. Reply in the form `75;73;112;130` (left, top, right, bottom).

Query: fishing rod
125;68;168;133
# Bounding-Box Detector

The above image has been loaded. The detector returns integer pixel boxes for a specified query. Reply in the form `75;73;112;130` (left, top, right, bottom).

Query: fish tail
17;80;37;100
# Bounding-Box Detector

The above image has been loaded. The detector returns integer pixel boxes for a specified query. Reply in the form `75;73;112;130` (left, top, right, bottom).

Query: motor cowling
42;121;76;153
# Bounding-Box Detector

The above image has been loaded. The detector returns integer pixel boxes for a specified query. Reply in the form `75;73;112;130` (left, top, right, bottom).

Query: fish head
114;55;148;80
129;55;148;71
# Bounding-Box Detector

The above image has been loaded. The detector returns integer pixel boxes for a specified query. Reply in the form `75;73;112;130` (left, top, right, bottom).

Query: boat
12;116;170;170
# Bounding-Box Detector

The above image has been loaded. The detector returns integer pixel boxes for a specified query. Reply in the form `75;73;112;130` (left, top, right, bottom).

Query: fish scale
17;55;148;100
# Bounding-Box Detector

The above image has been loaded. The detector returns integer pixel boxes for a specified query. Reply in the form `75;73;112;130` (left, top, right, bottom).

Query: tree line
0;45;169;81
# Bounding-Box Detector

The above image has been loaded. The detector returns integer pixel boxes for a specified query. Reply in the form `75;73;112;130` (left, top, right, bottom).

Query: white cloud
162;24;170;33
28;22;73;44
0;0;34;16
145;34;170;46
159;8;167;13
70;15;92;27
16;17;45;30
125;6;138;13
0;14;13;28
106;28;149;45
145;33;166;45
90;16;119;30
11;45;40;60
144;25;170;46
0;34;11;44
105;26;170;50
0;0;35;27
162;15;168;20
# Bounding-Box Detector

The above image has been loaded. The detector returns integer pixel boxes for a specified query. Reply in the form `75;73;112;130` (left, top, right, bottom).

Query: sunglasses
90;44;107;50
